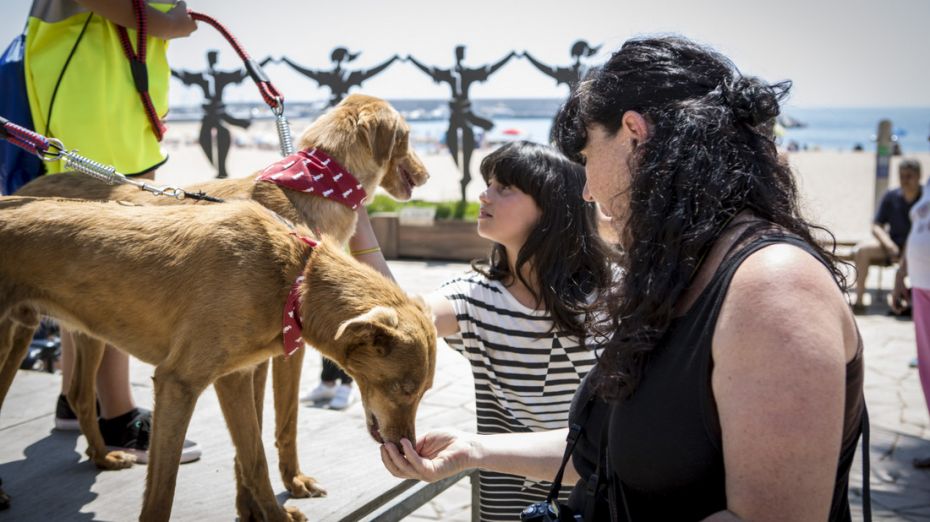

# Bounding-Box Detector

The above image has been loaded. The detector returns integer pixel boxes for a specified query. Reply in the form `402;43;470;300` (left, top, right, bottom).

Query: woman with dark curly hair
382;36;865;522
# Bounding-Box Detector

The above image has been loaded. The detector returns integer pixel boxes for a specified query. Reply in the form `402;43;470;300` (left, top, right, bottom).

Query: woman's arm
381;428;577;484
710;244;853;521
74;0;197;40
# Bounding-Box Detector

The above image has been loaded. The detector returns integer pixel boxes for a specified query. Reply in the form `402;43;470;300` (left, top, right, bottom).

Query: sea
168;99;930;155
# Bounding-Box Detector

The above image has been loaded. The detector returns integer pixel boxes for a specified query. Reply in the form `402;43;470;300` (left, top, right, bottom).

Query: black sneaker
98;408;201;464
54;393;99;431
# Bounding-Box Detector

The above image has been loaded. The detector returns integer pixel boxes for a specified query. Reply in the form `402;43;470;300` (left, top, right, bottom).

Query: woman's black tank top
566;235;865;521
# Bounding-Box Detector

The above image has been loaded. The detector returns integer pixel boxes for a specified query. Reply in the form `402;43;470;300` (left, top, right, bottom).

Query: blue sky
3;0;929;108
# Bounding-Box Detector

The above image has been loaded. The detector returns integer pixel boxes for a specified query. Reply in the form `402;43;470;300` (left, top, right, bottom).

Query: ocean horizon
167;99;930;155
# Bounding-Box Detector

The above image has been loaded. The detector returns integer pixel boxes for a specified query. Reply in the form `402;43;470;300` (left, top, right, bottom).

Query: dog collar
283;234;318;356
256;148;367;210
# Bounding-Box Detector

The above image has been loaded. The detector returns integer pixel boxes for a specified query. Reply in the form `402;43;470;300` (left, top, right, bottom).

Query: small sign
399;206;437;226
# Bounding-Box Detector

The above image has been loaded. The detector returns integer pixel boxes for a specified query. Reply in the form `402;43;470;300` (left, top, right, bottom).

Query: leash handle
187;10;294;156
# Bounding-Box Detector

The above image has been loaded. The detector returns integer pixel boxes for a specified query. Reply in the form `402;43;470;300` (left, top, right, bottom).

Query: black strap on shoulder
545;396;594;507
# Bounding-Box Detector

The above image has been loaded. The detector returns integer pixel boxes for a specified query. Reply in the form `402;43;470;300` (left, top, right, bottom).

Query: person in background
852;159;923;313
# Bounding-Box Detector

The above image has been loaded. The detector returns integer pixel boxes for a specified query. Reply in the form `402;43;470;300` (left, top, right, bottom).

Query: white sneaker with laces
301;382;337;403
328;384;355;410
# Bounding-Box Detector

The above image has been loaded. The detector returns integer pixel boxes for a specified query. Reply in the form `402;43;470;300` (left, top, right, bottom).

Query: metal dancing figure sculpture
171;50;266;178
281;47;399;108
524;40;600;89
408;46;516;204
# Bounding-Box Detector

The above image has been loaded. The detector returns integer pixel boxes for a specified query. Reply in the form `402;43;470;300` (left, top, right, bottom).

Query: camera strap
540;393;602;522
545;397;594;507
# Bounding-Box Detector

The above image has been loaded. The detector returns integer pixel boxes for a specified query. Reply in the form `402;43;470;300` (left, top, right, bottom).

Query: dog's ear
357;108;398;165
334;305;399;346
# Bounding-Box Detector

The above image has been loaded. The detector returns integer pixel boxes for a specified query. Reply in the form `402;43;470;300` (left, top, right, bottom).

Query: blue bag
0;29;43;195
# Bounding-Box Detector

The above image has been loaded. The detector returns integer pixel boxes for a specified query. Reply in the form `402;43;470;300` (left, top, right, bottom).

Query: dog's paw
286;474;326;498
284;506;307;522
96;450;137;470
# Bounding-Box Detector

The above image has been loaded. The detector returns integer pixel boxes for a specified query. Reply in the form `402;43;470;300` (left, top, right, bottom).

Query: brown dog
1;94;429;496
0;196;437;521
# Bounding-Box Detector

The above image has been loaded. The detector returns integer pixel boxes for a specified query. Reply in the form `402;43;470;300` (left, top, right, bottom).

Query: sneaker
98;408;202;464
301;382;337;403
328;384;355;410
54;394;99;431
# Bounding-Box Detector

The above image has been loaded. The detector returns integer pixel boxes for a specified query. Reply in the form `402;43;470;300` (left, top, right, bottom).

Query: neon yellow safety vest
24;0;176;175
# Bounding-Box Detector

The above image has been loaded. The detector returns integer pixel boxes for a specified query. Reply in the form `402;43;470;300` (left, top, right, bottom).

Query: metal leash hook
57;147;185;200
273;98;295;156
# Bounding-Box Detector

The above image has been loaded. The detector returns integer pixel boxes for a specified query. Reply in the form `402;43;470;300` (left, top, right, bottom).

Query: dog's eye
391;381;417;396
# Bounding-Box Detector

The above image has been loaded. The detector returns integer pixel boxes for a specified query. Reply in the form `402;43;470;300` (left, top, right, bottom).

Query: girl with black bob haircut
382;36;864;522
471;140;616;340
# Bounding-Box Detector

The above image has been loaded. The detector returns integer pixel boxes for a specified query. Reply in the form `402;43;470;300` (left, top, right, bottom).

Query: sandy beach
156;120;930;245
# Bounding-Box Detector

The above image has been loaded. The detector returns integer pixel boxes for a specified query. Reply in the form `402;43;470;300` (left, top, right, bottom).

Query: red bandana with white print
256;148;367;210
283;234;318;356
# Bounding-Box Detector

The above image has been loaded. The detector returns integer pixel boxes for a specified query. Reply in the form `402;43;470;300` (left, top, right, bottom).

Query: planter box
370;213;492;262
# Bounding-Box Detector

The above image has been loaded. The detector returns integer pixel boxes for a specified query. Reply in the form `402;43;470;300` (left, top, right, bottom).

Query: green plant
366;194;479;221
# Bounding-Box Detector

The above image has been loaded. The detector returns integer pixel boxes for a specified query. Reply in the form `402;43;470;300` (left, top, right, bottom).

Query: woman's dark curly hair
472;141;616;341
552;36;847;400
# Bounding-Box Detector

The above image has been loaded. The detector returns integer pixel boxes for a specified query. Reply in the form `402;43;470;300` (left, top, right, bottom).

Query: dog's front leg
140;365;207;522
273;350;326;498
215;370;306;522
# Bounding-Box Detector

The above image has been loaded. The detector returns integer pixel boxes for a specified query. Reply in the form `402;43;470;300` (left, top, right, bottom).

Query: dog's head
298;94;429;202
332;297;436;445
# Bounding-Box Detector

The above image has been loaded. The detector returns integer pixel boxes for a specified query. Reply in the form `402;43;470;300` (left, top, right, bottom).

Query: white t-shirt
906;181;930;289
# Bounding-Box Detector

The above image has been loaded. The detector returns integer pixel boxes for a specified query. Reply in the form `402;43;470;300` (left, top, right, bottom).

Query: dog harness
256;148;367;210
283;234;318;356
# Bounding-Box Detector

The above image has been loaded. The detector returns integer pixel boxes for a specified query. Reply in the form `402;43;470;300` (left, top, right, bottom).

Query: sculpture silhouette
524;40;600;89
171;50;266;178
408;46;516;204
281;47;398;107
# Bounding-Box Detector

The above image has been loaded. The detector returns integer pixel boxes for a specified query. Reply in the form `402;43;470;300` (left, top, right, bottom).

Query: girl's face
580;123;633;231
477;177;542;248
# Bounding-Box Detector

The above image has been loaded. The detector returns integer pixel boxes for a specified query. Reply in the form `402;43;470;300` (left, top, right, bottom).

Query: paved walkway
1;261;928;520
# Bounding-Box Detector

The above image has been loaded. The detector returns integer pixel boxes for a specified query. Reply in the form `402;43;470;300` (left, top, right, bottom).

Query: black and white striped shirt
440;272;598;521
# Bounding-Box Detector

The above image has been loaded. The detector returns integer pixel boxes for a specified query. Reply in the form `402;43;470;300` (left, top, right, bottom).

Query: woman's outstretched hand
380;430;477;483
